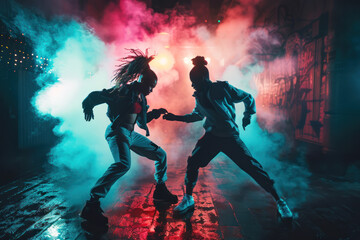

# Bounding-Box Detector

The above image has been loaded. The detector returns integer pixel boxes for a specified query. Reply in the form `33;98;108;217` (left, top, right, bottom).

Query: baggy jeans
90;125;168;199
185;132;275;193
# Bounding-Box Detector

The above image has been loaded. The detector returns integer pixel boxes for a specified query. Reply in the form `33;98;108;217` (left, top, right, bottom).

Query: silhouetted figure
163;56;292;221
80;49;178;225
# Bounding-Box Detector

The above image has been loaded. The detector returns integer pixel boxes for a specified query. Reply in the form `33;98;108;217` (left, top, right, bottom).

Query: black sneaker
80;200;108;224
153;183;178;204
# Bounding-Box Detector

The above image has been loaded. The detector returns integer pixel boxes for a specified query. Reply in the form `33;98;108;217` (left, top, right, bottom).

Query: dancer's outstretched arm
224;83;256;115
223;83;256;130
147;108;168;123
163;104;204;123
82;88;113;121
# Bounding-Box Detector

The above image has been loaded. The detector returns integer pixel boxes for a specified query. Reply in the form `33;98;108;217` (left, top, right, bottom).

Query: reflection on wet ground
1;157;360;239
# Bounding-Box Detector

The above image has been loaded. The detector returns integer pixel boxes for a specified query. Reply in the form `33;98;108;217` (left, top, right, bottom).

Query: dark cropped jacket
82;82;158;136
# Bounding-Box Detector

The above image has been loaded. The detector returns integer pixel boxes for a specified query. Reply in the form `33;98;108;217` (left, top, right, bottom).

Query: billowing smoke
5;0;310;207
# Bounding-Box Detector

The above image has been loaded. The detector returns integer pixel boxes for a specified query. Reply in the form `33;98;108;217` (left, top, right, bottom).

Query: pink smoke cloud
79;0;285;162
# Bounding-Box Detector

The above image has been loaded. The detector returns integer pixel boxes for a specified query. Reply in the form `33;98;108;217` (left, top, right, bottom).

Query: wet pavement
1;156;360;240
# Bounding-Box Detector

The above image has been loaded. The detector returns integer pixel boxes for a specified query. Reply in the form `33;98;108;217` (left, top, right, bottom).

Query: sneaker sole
277;212;293;223
173;204;195;214
81;221;109;235
80;212;108;225
153;198;178;204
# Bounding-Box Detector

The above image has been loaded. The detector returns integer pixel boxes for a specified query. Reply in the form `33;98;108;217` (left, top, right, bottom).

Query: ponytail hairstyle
190;56;210;81
112;49;155;88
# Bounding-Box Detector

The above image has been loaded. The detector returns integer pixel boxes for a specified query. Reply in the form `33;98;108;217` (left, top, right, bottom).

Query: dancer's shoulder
209;80;229;98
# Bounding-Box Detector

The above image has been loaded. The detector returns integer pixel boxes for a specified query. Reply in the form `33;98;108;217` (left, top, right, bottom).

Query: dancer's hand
152;108;168;119
163;113;177;121
242;116;251;130
156;108;168;115
84;108;94;121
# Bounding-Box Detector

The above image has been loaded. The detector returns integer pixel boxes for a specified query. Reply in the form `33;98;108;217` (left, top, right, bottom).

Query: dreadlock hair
190;56;210;81
112;49;155;88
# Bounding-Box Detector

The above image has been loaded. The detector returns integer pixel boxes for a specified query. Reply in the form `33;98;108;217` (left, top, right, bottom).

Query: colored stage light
159;57;167;65
183;57;191;65
149;50;175;71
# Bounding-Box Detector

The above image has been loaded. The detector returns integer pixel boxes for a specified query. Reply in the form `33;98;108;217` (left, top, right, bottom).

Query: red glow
79;0;281;156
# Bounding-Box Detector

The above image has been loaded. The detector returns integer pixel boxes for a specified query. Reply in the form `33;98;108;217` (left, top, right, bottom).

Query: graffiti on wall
256;18;327;144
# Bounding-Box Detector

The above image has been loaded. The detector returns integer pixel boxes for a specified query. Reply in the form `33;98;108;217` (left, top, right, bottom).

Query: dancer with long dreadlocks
80;49;178;224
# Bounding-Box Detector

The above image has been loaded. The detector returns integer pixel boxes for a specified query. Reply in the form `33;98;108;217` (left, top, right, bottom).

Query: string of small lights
0;24;50;73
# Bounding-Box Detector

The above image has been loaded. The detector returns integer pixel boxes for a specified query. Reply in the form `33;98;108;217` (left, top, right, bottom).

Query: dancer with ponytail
163;56;293;221
80;49;178;224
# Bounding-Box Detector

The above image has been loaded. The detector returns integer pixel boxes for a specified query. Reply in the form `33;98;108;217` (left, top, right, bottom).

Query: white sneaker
277;198;293;220
174;194;195;213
